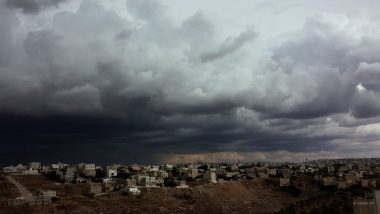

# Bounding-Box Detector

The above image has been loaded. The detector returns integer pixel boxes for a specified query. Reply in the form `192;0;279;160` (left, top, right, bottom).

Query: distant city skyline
1;0;380;166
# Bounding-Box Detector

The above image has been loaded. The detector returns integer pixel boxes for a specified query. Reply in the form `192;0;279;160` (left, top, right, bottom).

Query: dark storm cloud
0;0;380;165
4;0;69;14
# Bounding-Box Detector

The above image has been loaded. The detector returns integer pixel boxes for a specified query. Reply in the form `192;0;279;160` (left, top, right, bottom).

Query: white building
40;190;56;198
84;164;96;171
3;164;27;173
203;172;217;183
82;163;96;177
106;166;118;177
128;187;141;195
23;169;39;175
29;162;41;170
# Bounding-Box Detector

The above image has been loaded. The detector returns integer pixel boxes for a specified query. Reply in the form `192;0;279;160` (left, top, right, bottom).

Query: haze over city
1;0;380;166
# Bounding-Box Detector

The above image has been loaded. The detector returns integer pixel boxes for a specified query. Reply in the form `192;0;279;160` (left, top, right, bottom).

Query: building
83;169;96;177
76;177;87;183
127;179;137;187
40;190;56;198
375;190;380;214
22;169;39;175
328;166;335;174
128;187;141;195
82;164;96;177
245;168;256;178
362;179;377;188
344;173;357;186
322;177;335;186
29;162;41;170
140;176;156;187
129;164;140;171
176;181;189;188
134;174;148;186
106;166;118;177
88;183;102;194
3;164;27;173
353;190;380;214
159;170;169;178
84;164;95;171
279;178;290;187
63;167;76;183
8;199;25;206
258;172;269;179
29;198;51;206
203;172;217;183
363;179;370;188
3;166;19;173
103;181;115;192
187;168;198;179
41;166;50;173
336;181;347;190
353;197;375;214
156;177;165;186
267;168;277;176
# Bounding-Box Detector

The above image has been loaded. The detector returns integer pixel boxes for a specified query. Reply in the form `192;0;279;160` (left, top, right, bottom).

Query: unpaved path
7;176;34;201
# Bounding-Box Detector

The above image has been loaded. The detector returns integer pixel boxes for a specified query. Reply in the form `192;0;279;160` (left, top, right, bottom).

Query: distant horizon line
2;157;380;168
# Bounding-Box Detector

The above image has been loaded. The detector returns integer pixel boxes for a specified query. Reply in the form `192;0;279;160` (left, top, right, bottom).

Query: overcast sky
1;0;380;165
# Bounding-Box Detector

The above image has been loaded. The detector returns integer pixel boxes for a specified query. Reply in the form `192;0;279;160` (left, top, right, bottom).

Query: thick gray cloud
200;28;257;62
0;0;380;165
4;0;69;14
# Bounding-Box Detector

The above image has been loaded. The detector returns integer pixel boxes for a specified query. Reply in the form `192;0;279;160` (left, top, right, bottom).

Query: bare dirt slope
0;176;295;214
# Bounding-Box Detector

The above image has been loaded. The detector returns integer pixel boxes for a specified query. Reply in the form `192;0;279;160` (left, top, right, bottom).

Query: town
1;158;380;213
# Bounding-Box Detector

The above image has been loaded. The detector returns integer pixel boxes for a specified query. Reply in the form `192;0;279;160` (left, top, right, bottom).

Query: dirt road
7;176;34;201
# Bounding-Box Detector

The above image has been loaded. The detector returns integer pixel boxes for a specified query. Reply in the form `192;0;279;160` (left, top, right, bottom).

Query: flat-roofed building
82;163;96;177
8;199;25;206
29;162;41;170
106;165;118;177
23;169;39;175
159;170;169;178
40;190;56;198
337;181;346;190
279;178;290;187
141;176;156;187
353;190;380;214
258;172;269;179
204;172;217;183
88;183;102;194
84;164;95;171
322;177;335;186
29;198;51;206
353;197;375;214
375;190;380;214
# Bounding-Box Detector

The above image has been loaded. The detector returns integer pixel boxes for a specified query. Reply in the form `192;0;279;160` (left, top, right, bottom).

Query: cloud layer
5;0;68;14
1;0;380;164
